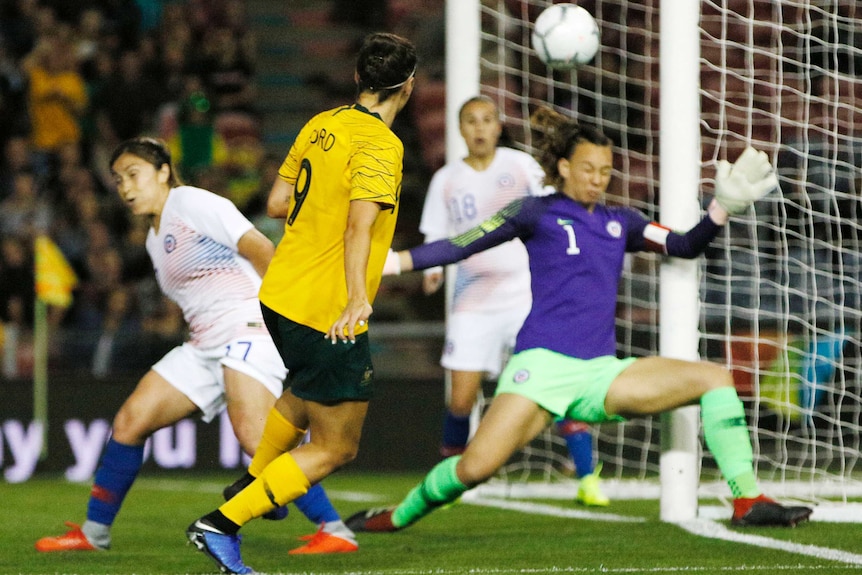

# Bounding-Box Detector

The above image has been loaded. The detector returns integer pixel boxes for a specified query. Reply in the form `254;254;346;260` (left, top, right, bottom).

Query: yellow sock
249;408;306;477
221;452;311;526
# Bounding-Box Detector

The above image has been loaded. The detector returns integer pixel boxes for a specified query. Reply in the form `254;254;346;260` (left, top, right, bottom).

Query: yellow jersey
259;104;402;333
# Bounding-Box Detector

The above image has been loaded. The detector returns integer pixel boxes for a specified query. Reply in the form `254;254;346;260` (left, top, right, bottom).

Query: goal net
473;0;862;508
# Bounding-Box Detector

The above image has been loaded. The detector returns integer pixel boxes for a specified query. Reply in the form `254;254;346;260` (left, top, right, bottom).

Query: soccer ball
531;3;599;69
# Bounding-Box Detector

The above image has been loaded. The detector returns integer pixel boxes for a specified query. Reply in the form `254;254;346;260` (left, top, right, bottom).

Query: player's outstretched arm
385;203;523;276
714;146;779;214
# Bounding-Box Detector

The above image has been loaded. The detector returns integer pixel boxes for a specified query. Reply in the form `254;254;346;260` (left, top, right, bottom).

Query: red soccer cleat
289;524;358;555
732;494;813;527
35;522;102;552
345;507;400;532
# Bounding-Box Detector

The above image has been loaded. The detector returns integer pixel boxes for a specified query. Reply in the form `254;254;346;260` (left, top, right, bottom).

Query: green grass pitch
4;471;861;575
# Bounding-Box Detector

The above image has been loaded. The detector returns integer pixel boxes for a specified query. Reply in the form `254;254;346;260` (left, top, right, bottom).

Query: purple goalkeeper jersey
409;193;722;360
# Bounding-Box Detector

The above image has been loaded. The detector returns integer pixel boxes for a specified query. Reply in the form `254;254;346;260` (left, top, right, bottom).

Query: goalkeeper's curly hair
530;107;612;191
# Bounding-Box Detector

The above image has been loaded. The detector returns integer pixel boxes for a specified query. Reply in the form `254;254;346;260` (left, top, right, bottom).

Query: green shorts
261;304;374;404
496;349;636;423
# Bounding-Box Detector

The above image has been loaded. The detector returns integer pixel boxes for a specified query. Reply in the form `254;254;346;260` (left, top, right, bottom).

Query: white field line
135;478;225;494
137;478;859;523
470;479;862;503
465;493;862;566
470;480;862;523
255;566;862;575
678;519;862;565
134;478;862;571
463;491;645;522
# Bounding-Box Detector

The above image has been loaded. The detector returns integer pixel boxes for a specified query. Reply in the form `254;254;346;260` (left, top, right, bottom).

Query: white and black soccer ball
531;3;600;70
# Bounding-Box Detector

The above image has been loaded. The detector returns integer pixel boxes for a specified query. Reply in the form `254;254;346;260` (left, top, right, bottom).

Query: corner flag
34;235;78;308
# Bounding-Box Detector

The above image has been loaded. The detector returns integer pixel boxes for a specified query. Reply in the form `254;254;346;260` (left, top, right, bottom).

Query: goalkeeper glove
714;146;779;215
382;248;401;275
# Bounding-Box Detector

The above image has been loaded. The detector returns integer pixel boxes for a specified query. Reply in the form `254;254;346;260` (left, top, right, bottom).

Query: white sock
322;520;356;543
81;520;111;550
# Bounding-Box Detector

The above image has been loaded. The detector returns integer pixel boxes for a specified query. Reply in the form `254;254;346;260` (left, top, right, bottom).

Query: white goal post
446;0;862;519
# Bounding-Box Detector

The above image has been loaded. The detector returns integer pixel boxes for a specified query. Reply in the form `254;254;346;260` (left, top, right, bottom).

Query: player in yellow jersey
258;94;405;336
187;32;417;574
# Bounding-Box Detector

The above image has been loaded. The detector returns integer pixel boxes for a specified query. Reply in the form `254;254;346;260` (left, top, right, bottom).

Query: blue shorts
496;349;636;423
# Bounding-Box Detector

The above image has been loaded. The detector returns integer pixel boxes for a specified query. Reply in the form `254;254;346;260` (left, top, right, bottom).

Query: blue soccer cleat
186;520;254;574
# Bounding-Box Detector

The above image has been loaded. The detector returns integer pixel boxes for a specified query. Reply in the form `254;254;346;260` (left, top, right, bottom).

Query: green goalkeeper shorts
495;349;636;423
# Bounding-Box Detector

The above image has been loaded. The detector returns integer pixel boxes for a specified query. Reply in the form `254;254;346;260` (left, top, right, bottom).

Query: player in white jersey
417;96;608;505
36;137;357;555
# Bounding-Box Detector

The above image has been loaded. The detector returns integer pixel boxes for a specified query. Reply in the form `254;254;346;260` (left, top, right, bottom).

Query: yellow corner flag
35;235;79;308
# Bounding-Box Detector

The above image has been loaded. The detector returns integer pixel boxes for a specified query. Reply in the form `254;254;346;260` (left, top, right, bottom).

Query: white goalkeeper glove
382;248;401;276
714;146;779;215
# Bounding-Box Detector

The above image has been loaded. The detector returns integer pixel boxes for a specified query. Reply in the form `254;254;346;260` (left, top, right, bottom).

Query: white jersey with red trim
419;147;549;313
146;186;263;349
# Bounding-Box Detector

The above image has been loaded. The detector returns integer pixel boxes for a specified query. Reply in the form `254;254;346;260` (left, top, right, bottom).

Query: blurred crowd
3;0;859;383
0;0;273;379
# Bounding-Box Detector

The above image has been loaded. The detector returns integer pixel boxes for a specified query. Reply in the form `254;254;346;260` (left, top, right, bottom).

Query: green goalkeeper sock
392;456;467;528
701;386;760;498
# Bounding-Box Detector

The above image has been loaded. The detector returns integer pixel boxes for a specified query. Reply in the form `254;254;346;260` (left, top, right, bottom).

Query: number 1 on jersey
562;224;581;255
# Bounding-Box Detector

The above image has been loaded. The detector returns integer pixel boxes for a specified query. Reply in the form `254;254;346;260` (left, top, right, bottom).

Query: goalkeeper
419;95;607;506
349;108;812;533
